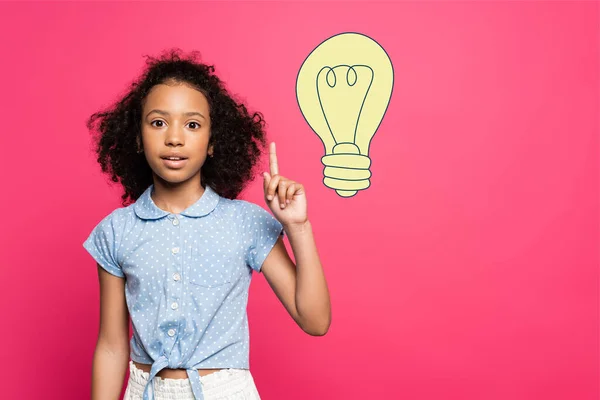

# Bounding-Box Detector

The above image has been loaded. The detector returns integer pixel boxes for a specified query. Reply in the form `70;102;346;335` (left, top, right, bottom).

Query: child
83;49;331;400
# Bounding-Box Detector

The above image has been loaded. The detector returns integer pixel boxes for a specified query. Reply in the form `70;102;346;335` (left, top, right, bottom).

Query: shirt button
171;302;179;310
173;218;179;226
168;329;176;337
172;247;180;254
173;272;181;281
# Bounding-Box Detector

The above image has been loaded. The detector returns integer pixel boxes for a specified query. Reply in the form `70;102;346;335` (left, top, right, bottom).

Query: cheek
142;133;164;151
140;131;153;146
190;133;211;150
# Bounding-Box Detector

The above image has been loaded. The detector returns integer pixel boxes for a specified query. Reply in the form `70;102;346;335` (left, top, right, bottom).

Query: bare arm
261;142;331;336
262;222;331;336
92;264;130;400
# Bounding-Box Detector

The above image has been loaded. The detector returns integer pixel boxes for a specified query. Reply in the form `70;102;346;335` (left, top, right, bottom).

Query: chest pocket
188;242;237;288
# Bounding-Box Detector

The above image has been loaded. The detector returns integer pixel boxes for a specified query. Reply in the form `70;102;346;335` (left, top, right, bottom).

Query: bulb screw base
321;143;372;197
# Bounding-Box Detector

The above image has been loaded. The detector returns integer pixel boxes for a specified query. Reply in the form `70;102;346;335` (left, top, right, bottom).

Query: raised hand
263;142;308;227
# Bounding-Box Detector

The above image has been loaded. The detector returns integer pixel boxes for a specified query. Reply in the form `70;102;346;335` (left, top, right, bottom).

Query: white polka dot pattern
82;184;284;400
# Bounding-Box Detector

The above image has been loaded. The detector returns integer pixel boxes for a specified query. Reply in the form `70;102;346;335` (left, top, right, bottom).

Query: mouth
161;156;188;161
161;157;188;169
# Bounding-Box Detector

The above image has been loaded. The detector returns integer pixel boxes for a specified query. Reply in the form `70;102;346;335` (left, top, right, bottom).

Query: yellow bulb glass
296;32;394;197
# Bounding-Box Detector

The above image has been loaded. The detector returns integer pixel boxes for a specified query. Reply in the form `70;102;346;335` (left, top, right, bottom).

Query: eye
188;122;201;129
150;120;164;127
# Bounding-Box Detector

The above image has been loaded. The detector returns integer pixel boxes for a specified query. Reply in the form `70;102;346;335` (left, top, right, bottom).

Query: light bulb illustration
296;32;394;197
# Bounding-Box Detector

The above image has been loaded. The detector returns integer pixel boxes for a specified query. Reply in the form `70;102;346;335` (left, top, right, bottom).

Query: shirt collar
133;184;220;220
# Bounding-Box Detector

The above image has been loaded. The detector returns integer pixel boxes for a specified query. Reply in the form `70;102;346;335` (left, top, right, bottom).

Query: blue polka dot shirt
83;184;284;400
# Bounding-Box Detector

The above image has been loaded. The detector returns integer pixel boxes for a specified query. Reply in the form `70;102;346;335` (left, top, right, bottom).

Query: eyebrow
146;109;206;120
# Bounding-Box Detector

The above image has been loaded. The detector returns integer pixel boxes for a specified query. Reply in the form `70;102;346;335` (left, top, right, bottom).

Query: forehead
143;83;209;113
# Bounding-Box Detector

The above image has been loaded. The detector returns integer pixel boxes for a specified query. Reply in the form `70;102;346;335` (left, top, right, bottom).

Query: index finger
269;142;279;176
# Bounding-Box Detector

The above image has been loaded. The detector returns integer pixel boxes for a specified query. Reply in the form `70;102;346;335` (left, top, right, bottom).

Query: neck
150;176;205;214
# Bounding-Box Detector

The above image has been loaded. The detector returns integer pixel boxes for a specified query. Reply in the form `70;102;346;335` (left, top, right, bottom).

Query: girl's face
140;82;213;186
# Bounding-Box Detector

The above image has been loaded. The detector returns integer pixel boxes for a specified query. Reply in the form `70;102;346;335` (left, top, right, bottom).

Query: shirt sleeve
244;202;285;273
83;210;125;278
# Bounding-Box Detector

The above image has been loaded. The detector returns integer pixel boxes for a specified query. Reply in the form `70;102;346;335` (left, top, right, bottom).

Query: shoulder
232;199;283;233
228;198;274;220
214;197;263;217
83;205;134;278
89;204;135;235
106;205;134;225
108;205;134;223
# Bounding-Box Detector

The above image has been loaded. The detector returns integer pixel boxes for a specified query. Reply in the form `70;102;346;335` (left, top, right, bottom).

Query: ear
208;145;214;157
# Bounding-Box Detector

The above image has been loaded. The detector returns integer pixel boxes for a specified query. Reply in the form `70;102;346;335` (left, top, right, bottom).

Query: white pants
123;360;262;400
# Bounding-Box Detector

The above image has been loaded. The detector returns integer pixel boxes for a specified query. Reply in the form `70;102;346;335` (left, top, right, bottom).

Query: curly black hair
86;48;268;205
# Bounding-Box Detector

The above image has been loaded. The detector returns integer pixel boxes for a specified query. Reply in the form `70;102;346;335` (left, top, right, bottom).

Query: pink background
0;1;598;399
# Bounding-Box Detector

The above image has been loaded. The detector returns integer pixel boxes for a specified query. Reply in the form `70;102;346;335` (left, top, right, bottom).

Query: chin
153;168;201;185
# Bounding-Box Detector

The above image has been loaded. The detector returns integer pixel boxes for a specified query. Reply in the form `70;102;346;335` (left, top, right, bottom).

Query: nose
164;126;184;147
